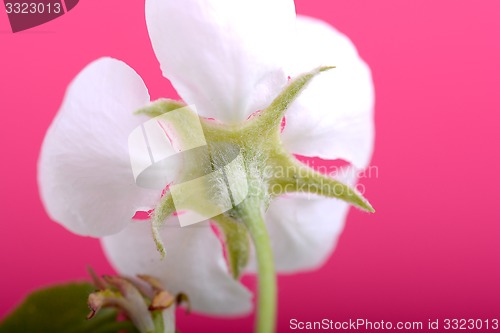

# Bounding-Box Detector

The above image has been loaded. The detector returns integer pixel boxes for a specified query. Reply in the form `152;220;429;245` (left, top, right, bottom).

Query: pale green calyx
140;66;374;275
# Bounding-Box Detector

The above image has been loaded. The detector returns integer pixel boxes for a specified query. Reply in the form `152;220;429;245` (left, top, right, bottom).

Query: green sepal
151;193;176;258
245;66;335;136
137;99;205;150
0;283;138;333
135;99;186;118
213;214;251;279
268;151;375;213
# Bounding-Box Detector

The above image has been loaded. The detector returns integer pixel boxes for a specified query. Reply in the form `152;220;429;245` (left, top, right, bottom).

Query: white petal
264;195;350;273
38;58;160;237
146;0;295;123
101;220;253;316
247;168;357;273
281;16;375;169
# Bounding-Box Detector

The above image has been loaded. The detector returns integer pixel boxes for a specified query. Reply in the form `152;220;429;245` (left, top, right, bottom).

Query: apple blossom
38;0;374;332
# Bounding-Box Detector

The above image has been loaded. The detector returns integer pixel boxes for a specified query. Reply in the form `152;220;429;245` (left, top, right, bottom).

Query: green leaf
0;282;139;333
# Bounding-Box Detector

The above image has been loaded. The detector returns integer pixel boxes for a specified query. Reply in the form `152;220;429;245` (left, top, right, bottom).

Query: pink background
1;1;499;332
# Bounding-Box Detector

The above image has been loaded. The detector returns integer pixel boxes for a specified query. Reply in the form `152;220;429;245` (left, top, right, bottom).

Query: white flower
38;0;374;316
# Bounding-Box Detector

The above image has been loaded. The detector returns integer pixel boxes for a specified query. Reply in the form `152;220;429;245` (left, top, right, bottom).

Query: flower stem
241;205;276;333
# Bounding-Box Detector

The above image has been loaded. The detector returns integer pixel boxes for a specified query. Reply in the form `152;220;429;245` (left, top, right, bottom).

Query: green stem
241;205;276;333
